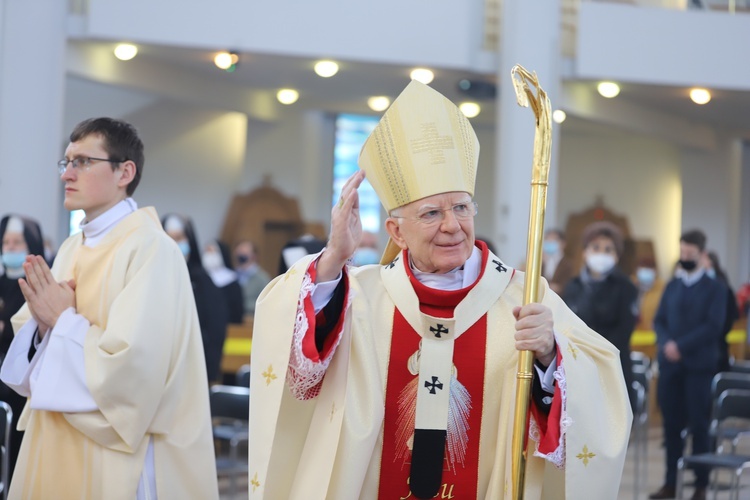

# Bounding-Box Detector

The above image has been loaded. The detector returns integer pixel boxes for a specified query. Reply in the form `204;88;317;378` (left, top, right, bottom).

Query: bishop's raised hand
316;170;366;283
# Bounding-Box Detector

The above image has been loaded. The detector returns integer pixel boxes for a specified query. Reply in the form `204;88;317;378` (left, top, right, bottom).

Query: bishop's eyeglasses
391;201;478;226
57;156;124;175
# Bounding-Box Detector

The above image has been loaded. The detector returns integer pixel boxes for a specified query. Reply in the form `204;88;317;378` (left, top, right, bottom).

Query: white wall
577;3;750;90
240;109;335;229
64;77;160;135
125;101;247;246
0;0;67;245
472;123;497;248
680;137;745;285
557;120;683;278
740;142;750;284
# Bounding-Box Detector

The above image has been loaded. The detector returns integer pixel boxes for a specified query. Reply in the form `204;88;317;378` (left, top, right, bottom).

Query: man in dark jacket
650;230;727;500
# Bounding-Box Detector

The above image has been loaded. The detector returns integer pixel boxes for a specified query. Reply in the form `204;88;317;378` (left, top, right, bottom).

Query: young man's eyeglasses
391;202;478;226
57;156;124;175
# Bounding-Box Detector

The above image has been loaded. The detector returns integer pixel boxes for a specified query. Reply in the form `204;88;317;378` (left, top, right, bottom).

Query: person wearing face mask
350;231;381;266
233;240;270;316
701;251;739;373
563;221;639;411
163;214;229;383
633;256;666;331
541;229;574;294
650;230;727;500
0;214;44;481
203;240;245;324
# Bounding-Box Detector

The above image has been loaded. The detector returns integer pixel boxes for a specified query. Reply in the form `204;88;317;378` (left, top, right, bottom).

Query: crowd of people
541;224;748;500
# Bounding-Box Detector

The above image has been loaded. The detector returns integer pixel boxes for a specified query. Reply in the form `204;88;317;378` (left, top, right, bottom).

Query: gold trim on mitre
358;80;480;265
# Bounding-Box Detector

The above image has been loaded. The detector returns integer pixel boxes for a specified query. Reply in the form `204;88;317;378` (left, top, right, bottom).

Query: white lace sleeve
529;358;571;469
287;271;350;400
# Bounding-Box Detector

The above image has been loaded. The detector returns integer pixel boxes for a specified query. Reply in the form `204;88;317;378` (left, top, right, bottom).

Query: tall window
333;114;381;233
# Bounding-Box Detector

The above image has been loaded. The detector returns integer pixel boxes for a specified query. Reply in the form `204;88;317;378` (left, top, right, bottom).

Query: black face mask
679;259;697;271
236;254;250;265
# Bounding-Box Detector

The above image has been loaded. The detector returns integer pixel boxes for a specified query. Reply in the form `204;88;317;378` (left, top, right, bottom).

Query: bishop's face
385;191;476;274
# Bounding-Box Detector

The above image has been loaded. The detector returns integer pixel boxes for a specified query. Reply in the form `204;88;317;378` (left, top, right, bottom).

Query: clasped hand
513;303;556;367
18;255;76;338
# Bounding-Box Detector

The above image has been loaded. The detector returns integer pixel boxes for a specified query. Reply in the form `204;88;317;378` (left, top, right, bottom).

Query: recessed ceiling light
114;44;138;61
690;88;711;105
410;68;434;85
214;52;234;70
552;110;567;124
367;96;391;112
459;102;480;118
277;88;299;105
597;81;620;98
314;60;339;78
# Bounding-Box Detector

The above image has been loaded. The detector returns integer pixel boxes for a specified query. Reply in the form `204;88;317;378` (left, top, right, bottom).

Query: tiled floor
220;425;749;499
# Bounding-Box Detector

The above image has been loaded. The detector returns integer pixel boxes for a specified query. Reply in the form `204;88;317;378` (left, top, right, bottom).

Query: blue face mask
177;240;191;259
351;247;381;267
543;240;560;256
636;267;655;288
2;251;27;270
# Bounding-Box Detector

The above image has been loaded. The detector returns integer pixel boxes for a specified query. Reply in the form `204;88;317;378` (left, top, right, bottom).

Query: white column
740;142;750;284
680;138;745;283
495;0;562;267
0;0;67;245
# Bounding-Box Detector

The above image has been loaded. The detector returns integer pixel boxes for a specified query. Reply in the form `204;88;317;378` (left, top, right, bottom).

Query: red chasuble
378;254;488;499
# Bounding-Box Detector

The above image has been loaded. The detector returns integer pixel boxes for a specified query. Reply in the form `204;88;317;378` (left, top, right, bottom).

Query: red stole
378;257;488;499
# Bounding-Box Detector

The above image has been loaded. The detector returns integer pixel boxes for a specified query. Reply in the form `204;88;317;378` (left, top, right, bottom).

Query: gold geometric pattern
262;364;278;386
251;472;261;492
567;342;579;360
576;445;595;466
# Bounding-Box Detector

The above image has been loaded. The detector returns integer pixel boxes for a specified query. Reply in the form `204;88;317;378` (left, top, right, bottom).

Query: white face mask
586;253;616;275
202;251;223;271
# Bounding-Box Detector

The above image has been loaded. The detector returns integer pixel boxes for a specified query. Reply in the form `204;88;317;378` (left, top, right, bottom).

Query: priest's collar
80;198;137;246
407;243;483;291
675;267;706;287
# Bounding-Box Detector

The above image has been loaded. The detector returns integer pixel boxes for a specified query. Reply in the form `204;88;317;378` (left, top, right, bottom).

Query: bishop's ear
385;218;409;250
